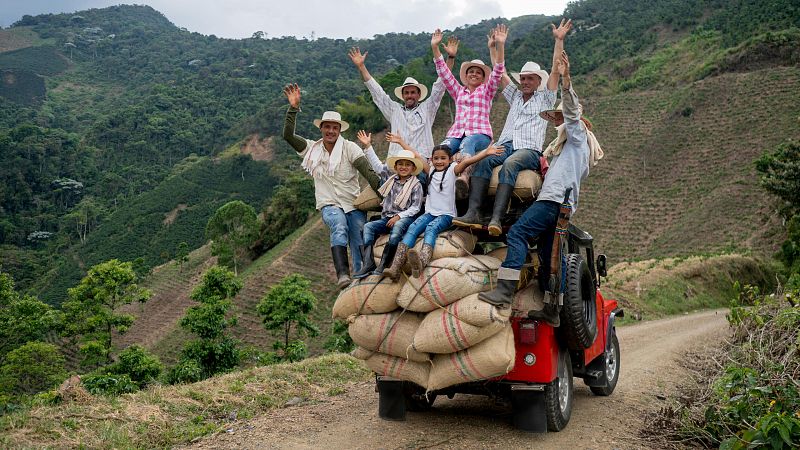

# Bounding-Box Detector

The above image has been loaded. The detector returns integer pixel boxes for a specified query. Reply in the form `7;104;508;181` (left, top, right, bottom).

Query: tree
206;201;259;275
259;175;315;252
756;140;800;216
0;341;66;396
257;274;319;362
175;241;190;271
178;266;242;378
62;259;151;367
0;271;61;363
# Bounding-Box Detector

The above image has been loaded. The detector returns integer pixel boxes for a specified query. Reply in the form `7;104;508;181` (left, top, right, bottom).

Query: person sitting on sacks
384;143;503;281
454;20;572;236
347;41;458;164
351;130;425;279
478;50;604;324
282;83;381;290
431;26;506;198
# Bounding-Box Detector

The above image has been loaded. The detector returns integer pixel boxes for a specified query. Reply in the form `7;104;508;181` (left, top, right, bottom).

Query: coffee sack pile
333;230;516;391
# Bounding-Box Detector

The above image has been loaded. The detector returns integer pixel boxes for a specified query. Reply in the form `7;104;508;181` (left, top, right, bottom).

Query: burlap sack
512;281;546;318
485;246;537;290
332;275;403;319
488;167;542;199
413;295;510;354
352;347;430;388
397;256;500;312
354;186;381;211
348;311;429;362
427;326;515;391
374;229;478;264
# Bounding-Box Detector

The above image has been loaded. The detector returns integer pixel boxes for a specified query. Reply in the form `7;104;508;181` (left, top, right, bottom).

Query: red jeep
375;224;623;433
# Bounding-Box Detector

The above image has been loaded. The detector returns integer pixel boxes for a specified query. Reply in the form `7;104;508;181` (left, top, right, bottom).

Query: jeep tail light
519;319;537;345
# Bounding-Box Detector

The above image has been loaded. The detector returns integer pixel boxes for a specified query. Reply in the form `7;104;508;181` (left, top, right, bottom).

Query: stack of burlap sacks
341;168;544;391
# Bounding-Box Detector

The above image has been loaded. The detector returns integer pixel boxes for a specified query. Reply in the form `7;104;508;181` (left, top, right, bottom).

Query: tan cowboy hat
511;61;550;91
459;59;491;86
386;149;424;176
313;111;349;132
539;102;594;131
393;77;428;102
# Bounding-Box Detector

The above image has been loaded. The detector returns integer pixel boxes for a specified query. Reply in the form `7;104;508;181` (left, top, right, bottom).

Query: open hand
283;83;301;108
557;50;570;77
356;130;371;147
443;36;460;57
551;18;572;40
386;132;406;146
486;28;495;49
485;145;504;156
348;47;367;66
493;23;508;44
431;29;443;47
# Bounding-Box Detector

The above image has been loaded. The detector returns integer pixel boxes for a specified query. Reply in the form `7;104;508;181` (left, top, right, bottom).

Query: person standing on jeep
281;83;382;290
479;50;604;325
347;41;457;161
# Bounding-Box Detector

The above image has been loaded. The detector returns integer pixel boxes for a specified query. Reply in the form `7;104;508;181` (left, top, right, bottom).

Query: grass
0;354;371;449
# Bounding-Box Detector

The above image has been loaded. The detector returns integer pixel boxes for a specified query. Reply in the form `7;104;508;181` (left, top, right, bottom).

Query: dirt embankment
187;309;729;449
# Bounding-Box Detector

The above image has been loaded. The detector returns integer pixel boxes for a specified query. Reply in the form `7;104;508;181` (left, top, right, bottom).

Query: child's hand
485;145;504;156
386;132;405;145
387;215;400;228
356;130;372;148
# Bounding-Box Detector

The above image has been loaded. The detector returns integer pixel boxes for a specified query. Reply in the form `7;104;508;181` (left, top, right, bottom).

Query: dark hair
426;145;453;193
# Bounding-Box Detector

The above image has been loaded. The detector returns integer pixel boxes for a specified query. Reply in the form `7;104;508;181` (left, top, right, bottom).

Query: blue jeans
363;216;415;246
321;205;366;271
441;134;491;157
502;200;565;291
401;213;453;248
472;141;542;186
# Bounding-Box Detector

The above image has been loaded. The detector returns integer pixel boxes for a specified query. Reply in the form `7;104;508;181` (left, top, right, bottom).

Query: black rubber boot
331;245;351;290
453;176;490;228
528;302;561;327
352;244;376;279
372;243;397;276
478;267;520;308
488;183;513;236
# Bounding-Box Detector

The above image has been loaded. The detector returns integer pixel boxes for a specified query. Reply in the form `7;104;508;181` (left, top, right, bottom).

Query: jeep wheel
590;332;620;396
561;253;598;351
544;346;573;431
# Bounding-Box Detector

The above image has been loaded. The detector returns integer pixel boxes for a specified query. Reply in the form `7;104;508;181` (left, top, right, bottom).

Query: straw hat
386;149;424;176
393;77;428;102
539;103;593;131
510;61;549;91
459;59;491;86
313;111;349;132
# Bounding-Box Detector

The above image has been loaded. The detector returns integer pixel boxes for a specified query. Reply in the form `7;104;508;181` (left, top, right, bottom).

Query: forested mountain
1;0;799;306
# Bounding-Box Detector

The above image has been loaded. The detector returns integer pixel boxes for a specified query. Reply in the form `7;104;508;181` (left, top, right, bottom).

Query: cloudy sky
1;0;570;39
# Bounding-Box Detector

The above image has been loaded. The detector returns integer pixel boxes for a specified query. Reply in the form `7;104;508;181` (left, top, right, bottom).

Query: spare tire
560;253;597;350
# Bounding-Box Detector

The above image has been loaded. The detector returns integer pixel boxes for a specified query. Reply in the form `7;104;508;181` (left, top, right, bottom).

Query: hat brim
538;110;593;131
386;155;424;176
313;118;349;132
511;70;550;91
393;84;428;102
459;62;491;86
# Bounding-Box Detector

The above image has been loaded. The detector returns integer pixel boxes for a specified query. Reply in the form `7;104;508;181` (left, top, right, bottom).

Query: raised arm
442;35;459;71
357;130;385;174
431;28;444;59
454;145;503;175
348;47;372;82
282;83;307;153
548;19;572;91
387;132;430;173
489;25;511;88
493;23;506;67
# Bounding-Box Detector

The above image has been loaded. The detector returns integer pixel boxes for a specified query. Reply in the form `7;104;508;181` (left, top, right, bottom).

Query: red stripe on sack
376;314;390;350
451;352;472;380
463;349;485;380
428;272;448;308
450;307;470;350
383;315;399;354
441;309;460;351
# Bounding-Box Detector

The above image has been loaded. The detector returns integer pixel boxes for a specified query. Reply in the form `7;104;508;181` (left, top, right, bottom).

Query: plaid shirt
435;56;504;139
495;84;557;151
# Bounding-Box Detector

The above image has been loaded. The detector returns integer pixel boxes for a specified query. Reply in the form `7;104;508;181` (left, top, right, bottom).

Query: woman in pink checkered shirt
431;26;506;196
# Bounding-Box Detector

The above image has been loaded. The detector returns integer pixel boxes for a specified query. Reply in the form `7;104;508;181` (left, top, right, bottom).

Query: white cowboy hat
313;111;349;132
539;102;594;130
386;149;424;176
393;77;428;102
511;61;549;91
459;59;491;86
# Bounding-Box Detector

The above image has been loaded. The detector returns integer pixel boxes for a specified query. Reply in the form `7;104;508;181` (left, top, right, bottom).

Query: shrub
166;359;204;385
82;373;138;396
0;341;67;396
108;345;163;387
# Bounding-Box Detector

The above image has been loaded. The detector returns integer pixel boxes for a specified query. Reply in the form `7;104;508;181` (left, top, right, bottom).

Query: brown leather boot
383;243;410;281
408;243;434;278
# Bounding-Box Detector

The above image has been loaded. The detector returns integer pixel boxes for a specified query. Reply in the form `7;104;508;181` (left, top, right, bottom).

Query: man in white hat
281;83;381;290
479;50;604;325
455;20;572;236
348;42;457;160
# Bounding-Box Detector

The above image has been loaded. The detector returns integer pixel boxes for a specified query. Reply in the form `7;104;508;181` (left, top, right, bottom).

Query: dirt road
189;309;728;449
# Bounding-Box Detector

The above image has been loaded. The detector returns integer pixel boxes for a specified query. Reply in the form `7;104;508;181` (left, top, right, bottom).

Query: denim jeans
402;213;453;248
321;205;366;271
472;141;542;186
441;133;491;157
363;215;415;246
